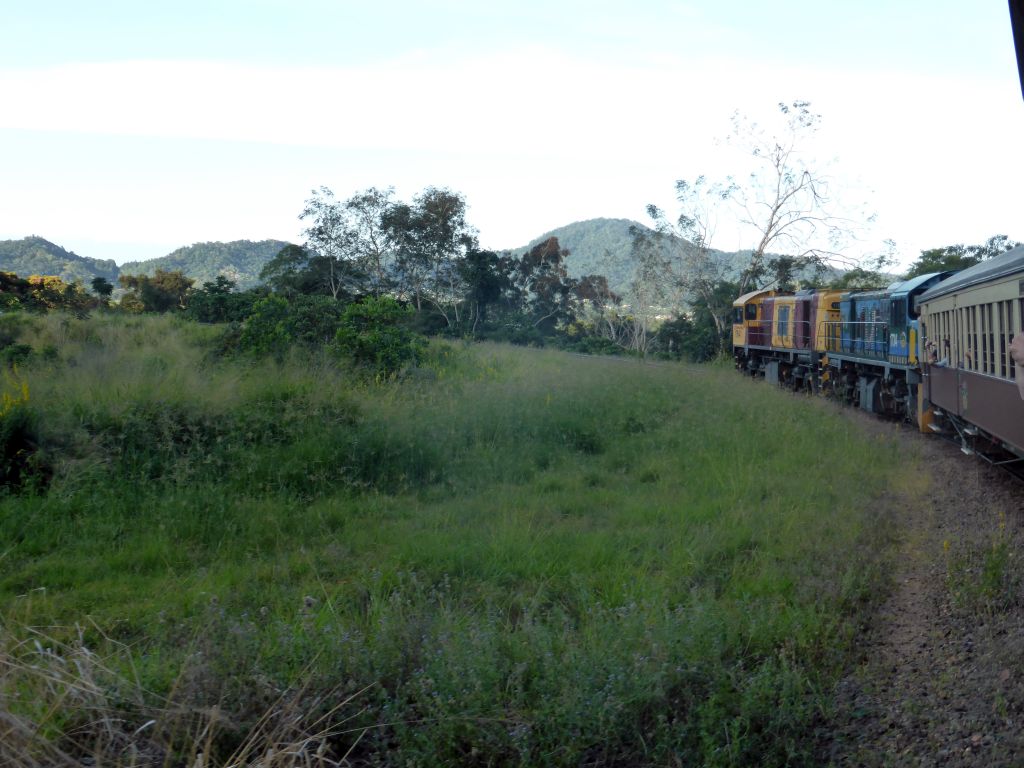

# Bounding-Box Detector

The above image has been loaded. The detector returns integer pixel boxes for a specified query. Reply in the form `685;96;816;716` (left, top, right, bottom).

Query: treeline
2;186;733;366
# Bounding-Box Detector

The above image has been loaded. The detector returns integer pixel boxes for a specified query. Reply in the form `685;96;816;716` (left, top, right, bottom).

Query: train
732;245;1024;464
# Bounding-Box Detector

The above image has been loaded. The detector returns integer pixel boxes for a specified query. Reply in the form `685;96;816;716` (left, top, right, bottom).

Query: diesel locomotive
733;245;1024;462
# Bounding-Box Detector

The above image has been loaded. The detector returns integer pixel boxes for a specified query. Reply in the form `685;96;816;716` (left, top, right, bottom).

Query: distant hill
0;237;292;290
513;218;839;295
513;218;655;292
120;240;291;289
2;224;843;300
514;218;723;294
0;236;119;285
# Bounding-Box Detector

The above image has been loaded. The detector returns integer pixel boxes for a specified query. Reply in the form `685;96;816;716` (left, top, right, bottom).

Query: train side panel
918;250;1024;457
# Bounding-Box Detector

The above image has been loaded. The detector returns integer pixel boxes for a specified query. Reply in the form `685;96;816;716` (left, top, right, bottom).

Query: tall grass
0;313;904;766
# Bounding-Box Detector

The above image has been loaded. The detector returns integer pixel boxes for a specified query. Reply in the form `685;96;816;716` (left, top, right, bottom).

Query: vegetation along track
817;405;1024;766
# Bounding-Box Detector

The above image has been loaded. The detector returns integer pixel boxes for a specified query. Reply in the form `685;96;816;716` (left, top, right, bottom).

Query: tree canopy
904;235;1021;278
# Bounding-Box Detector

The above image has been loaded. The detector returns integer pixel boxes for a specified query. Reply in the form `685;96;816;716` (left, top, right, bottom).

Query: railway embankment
821;414;1024;766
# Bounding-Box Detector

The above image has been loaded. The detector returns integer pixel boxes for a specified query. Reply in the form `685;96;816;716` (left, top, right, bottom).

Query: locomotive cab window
733;307;743;323
891;298;907;326
745;304;757;320
777;306;790;337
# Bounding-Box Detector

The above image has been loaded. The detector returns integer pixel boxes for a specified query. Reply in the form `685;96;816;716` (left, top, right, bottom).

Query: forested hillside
515;218;832;295
0;236;119;284
120;239;292;288
515;218;691;293
0;237;291;290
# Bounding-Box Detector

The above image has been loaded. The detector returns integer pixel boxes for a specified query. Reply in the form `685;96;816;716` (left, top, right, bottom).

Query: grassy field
0;313;905;766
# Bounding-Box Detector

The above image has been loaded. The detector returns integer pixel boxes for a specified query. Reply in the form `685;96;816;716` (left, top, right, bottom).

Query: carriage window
1000;300;1009;378
986;304;995;374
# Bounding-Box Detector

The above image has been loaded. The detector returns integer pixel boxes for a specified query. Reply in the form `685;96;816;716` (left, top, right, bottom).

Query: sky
1;0;1021;270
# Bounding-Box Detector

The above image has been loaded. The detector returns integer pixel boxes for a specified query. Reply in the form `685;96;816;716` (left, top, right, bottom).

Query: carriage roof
918;246;1024;303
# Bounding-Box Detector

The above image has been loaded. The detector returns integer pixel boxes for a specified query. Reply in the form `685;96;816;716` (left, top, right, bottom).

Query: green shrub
335;296;425;378
0;343;33;367
233;295;348;359
0;377;46;490
238;296;292;359
185;279;265;324
287;294;346;345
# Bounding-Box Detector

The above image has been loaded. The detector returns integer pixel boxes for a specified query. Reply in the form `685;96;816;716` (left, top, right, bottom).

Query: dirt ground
819;416;1024;767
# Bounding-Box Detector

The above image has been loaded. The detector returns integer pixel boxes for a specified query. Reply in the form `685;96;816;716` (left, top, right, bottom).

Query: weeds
945;510;1018;614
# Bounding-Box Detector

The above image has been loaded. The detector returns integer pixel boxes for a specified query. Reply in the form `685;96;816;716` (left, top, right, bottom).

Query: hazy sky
1;1;1021;269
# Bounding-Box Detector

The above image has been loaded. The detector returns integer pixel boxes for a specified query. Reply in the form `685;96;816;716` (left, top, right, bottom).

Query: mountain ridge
0;237;292;290
0;236;120;285
120;239;291;289
0;219;800;296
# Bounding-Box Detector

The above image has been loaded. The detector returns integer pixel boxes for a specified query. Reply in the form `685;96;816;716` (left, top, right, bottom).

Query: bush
233;295;349;359
335;296;425;378
186;279;265;324
238;296;292;359
0;376;46;491
288;294;347;345
0;343;33;367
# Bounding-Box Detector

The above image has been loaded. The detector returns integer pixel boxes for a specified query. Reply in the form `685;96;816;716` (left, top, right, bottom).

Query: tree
299;187;367;300
259;244;325;297
90;276;114;300
459;248;511;334
186;276;265;323
829;240;898;289
726;101;860;294
0;273;96;313
642;100;872;357
662;101;867;297
644;176;736;354
118;270;194;312
342;187;398;296
152;270;194;310
512;238;580;334
903;234;1021;278
385;187;476;328
619;226;673;357
238;296;291;359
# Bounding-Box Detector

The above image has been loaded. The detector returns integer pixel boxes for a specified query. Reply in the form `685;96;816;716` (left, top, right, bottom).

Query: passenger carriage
917;246;1024;458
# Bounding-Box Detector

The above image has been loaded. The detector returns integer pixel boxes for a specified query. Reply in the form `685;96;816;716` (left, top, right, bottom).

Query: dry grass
0;622;370;767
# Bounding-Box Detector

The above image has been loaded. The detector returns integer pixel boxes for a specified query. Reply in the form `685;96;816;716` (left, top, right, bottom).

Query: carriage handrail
822;320;889;359
738;318;893;359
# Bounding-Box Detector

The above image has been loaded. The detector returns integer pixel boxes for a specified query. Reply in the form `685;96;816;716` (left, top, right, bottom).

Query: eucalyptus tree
385;187;477;328
299;187;367;300
724;100;870;294
340;186;399;296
